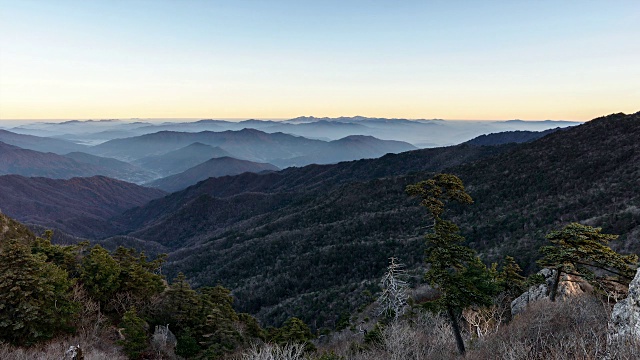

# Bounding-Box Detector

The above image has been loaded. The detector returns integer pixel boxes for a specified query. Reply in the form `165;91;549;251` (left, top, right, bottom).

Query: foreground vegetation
244;296;640;360
0;213;313;359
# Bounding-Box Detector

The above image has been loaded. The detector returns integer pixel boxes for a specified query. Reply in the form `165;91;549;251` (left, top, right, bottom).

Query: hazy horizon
0;116;587;127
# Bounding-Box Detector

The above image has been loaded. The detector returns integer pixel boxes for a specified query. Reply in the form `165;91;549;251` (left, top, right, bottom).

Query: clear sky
0;0;638;121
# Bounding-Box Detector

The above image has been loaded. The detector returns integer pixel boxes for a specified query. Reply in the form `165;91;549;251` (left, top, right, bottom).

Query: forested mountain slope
119;112;639;328
464;127;562;146
0;142;105;179
111;142;514;235
453;112;640;266
0;175;165;239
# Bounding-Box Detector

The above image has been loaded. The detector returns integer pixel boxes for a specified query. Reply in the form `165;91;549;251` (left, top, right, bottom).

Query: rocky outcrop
151;324;177;352
608;268;640;342
64;345;84;360
511;268;592;316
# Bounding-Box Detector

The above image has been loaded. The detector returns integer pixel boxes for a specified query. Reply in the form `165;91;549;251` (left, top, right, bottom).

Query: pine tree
32;230;85;275
118;307;148;358
270;317;316;352
0;239;78;345
158;273;201;334
407;173;498;355
496;255;526;321
113;247;165;301
80;245;121;305
196;286;242;357
538;222;638;301
497;256;526;298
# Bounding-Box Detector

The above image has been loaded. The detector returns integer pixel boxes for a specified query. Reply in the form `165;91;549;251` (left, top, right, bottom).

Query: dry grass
239;343;307;360
305;294;640;360
0;333;126;360
6;293;639;360
466;295;640;360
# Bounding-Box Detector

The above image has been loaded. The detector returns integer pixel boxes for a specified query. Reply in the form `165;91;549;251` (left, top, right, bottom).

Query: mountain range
0;129;87;154
8;117;579;148
64;151;155;183
96;112;638;327
86;129;417;168
0;112;634;330
0;141;155;183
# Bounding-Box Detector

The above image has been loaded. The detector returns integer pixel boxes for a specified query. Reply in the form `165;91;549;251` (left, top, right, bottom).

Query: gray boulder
511;268;591;316
64;345;84;360
608;267;640;342
151;324;177;351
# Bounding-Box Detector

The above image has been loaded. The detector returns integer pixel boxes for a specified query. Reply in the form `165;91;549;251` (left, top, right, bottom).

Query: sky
0;0;638;121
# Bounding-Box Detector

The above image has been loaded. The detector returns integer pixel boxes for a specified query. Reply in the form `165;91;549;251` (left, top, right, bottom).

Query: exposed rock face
511;268;592;316
64;345;84;360
609;268;640;342
151;324;177;352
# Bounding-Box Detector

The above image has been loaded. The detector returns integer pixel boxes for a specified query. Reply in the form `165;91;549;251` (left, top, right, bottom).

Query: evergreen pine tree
118;307;148;359
80;245;121;305
538;222;638;301
0;239;78;345
407;173;498;355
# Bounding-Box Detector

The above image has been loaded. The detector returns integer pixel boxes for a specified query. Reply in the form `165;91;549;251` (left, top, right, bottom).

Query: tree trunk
549;267;562;302
505;295;513;323
447;304;466;355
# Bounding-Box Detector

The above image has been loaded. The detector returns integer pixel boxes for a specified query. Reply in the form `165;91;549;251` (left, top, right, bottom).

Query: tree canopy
407;173;498;355
538;222;638;301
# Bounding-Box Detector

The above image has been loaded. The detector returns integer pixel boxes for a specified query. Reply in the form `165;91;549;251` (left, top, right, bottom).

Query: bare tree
377;257;409;321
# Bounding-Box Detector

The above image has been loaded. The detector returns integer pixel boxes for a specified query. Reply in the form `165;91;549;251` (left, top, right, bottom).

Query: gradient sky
0;0;638;121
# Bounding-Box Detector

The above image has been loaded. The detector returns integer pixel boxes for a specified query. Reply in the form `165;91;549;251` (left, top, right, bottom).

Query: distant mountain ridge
87;129;417;167
10;116;580;148
0;141;102;179
0;129;87;154
64;152;155;183
146;156;279;192
133;142;234;177
464;128;563;146
0;141;154;183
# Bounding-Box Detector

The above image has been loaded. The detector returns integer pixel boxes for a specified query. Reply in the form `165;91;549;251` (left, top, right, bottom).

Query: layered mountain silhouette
146;156;279;192
64;152;155;183
0;141;102;179
87;128;416;167
0;141;153;183
0;129;87;154
10;117;578;147
269;135;420;167
133;142;233;177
